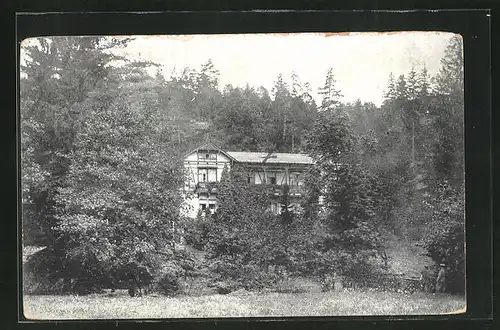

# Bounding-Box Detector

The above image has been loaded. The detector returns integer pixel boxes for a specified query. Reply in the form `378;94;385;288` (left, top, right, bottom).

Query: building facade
183;142;314;218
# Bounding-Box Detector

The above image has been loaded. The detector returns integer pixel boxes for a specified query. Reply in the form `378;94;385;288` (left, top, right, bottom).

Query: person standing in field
333;272;343;292
435;263;446;293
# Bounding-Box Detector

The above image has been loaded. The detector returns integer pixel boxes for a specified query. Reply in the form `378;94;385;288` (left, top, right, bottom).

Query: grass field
23;290;465;319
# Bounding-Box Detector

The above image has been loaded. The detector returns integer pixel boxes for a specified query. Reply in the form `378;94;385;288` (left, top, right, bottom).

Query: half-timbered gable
183;143;314;218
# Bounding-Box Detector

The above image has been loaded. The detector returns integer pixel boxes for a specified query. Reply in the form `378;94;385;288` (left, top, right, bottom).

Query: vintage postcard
20;32;465;319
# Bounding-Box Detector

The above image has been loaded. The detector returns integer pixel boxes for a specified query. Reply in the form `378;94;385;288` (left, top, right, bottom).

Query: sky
26;32;457;107
115;32;456;107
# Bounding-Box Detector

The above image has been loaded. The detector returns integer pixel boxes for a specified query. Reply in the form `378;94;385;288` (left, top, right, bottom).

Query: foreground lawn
23;290;465;319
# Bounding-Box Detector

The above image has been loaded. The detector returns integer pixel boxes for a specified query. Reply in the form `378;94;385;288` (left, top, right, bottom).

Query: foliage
157;263;182;296
421;182;465;293
279;185;294;226
434;35;464;96
51;85;184;292
318;68;343;110
22;37;187;294
21;36;465;296
20;37;126;247
214;86;268;151
304;106;386;282
180;212;211;250
203;165;319;288
214;75;316;153
375;36;465;293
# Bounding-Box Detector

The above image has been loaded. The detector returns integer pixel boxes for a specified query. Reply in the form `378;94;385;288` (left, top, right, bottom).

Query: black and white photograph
20;32;465;319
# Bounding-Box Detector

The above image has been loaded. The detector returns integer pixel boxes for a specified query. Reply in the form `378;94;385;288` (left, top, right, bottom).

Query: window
269;177;276;185
201;152;216;160
201;204;207;211
209;204;215;209
270;203;280;214
208;168;217;182
198;169;208;183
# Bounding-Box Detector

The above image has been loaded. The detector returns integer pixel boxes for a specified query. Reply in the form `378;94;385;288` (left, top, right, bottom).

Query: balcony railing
274;185;303;196
258;184;304;197
195;182;218;194
188;181;303;196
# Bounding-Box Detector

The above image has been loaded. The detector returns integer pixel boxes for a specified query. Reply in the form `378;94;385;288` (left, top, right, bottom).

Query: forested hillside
21;35;464;296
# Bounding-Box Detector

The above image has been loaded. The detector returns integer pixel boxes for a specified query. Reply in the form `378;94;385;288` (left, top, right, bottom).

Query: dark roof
227;151;314;165
185;143;314;165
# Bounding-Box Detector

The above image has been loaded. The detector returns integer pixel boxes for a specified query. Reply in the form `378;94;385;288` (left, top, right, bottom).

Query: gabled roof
185;143;314;165
227;151;314;165
184;142;237;162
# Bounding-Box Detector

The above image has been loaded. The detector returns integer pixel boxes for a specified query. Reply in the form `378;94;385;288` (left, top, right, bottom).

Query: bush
181;213;211;250
24;246;111;295
213;280;241;294
342;253;386;288
23;248;62;294
157;272;180;296
422;182;465;294
23;270;63;295
423;225;464;293
420;265;437;293
156;262;183;296
207;257;241;281
171;249;197;274
239;264;281;291
112;262;156;297
355;273;421;293
206;258;283;292
203;162;389;293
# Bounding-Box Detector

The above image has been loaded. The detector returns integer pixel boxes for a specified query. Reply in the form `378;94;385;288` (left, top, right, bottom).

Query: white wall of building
251;169;303;186
182;147;311;218
182;148;232;218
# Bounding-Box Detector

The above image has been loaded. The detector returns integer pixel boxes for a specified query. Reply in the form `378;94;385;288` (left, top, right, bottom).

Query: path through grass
23;290;465;319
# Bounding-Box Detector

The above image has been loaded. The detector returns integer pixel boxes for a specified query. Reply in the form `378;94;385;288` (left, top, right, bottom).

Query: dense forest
21;35;465;296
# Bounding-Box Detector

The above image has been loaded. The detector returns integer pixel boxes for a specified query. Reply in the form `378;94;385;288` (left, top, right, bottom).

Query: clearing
23;290;465;319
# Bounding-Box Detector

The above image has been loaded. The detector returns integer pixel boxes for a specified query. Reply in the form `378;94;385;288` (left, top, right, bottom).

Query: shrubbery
199;162;390;293
21;36;465;299
180;211;211;250
157;265;182;296
421;182;465;294
23;240;200;297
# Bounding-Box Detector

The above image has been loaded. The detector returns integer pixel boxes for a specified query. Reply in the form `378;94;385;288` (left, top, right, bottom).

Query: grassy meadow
23;290;465;320
22;239;465;320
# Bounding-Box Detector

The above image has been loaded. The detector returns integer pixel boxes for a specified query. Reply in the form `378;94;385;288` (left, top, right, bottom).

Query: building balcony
196;182;218;194
269;184;304;197
187;181;303;197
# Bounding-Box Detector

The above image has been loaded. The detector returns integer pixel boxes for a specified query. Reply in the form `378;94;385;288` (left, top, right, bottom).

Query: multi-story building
183;142;314;218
